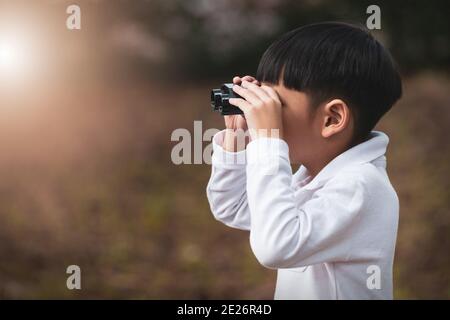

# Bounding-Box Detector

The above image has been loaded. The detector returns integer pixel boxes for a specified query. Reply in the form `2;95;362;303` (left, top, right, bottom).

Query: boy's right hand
224;75;260;130
223;75;259;152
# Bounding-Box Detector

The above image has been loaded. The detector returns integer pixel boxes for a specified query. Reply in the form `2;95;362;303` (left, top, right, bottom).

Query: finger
229;97;252;114
233;84;262;105
241;80;271;101
241;75;260;85
233;76;242;84
260;85;281;103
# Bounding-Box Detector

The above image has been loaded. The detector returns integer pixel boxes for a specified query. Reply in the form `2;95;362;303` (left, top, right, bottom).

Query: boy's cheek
282;115;316;161
282;126;300;154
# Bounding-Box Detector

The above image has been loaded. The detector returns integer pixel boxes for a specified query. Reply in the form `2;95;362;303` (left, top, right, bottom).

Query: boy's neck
305;157;333;179
304;136;366;179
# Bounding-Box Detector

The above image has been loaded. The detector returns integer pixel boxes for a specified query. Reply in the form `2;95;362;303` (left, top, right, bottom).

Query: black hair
256;22;402;143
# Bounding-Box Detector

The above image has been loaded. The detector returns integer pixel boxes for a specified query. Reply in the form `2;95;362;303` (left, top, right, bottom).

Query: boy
206;22;402;299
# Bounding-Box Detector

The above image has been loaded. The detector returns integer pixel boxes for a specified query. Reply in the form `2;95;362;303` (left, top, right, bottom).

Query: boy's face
267;82;323;165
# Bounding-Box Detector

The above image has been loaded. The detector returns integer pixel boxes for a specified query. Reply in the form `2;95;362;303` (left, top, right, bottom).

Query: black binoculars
210;83;243;115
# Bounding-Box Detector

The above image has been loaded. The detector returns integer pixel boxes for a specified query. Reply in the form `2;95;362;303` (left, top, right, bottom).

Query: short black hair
256;22;402;142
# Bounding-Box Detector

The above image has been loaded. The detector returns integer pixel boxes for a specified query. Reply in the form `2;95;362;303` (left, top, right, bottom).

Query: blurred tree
100;0;450;80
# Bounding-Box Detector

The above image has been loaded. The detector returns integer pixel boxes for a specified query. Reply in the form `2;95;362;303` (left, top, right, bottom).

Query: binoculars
210;83;243;115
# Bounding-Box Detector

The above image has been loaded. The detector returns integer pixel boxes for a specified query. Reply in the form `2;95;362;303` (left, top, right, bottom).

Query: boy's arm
206;130;251;231
246;138;366;269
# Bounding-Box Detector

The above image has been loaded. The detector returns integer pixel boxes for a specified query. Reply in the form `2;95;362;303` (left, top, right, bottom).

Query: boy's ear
321;99;351;138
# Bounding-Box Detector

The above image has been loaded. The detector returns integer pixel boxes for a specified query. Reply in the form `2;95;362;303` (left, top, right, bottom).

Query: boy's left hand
229;80;283;140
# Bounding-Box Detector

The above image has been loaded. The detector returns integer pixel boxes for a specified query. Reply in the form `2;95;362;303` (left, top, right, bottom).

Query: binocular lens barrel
210;83;243;115
210;89;221;111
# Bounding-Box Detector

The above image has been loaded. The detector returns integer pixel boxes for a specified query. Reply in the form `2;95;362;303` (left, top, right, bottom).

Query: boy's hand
224;75;260;131
229;80;283;140
222;75;259;152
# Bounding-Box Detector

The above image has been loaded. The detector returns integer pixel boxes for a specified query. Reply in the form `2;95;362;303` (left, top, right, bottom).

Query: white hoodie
206;130;399;299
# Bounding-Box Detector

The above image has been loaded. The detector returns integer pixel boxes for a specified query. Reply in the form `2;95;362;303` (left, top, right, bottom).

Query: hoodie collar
293;131;389;190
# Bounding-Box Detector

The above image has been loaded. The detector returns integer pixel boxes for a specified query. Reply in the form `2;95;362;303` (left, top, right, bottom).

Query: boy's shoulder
327;162;398;208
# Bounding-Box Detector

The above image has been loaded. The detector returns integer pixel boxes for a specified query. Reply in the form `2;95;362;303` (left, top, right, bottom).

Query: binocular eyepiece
210;83;243;115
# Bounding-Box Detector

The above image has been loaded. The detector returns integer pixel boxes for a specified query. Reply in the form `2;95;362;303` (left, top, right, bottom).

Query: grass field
0;73;448;299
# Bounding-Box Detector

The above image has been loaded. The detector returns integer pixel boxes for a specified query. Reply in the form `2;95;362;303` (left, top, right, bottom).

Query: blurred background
0;0;448;299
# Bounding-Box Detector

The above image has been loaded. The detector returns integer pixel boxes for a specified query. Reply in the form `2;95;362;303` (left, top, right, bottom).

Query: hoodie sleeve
246;137;366;269
206;130;251;231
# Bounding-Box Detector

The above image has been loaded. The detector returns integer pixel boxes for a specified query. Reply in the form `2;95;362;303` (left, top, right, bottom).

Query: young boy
206;22;402;299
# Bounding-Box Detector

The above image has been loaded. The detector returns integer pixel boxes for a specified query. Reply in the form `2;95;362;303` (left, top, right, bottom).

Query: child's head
256;22;402;171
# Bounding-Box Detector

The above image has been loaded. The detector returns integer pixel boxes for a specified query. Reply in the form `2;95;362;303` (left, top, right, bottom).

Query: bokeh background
0;0;448;299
